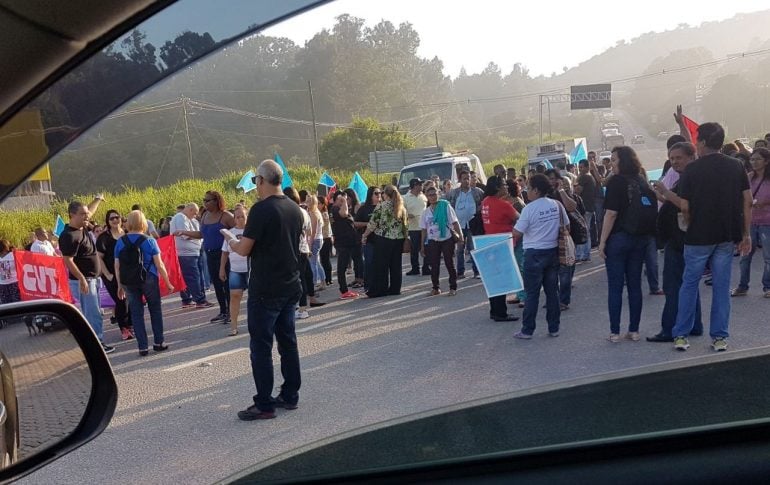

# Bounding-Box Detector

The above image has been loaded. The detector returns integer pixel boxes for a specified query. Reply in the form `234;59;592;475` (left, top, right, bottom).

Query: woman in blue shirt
115;210;174;356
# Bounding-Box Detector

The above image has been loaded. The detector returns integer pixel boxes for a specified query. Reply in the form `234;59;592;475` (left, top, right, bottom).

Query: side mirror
0;300;117;483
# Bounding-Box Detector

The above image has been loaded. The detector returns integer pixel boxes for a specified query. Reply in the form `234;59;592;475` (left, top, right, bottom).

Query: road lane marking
164;348;246;372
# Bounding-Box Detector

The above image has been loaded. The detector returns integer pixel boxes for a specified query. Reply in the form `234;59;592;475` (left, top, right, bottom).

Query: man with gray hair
171;202;212;309
226;159;304;420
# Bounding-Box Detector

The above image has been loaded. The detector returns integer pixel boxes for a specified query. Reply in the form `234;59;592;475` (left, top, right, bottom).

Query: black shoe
110;316;117;325
139;349;149;357
153;344;169;352
457;273;466;280
421;269;431;276
405;270;420;276
272;395;298;410
646;333;674;342
102;343;115;354
490;314;520;322
238;404;276;421
309;301;326;307
210;313;227;323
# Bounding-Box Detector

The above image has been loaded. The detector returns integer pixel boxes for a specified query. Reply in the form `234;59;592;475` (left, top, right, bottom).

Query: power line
154;110;184;187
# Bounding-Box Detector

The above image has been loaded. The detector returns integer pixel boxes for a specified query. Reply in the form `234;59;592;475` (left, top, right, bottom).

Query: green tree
319;117;416;169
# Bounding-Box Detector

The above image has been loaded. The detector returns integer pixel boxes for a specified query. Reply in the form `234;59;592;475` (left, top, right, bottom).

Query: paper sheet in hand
471;239;523;298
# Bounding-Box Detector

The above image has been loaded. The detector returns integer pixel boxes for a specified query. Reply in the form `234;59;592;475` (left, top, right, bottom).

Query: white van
397;152;487;194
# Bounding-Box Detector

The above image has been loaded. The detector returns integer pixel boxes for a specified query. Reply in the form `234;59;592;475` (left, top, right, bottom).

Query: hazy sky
264;0;769;78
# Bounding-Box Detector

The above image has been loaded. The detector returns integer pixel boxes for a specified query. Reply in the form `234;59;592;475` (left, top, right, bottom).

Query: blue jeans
456;228;478;276
673;242;734;339
247;288;302;412
521;248;560;335
125;273;165;351
605;231;647;334
309;238;325;284
660;243;703;337
643;235;661;292
558;264;575;306
593;198;604;247
69;278;103;341
178;255;206;304
576;211;594;260
737;225;770;292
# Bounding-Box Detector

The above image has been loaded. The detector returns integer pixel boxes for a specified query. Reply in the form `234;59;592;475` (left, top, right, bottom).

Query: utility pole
434;130;439;149
539;95;543;144
308;80;321;168
181;96;194;178
547;97;552;139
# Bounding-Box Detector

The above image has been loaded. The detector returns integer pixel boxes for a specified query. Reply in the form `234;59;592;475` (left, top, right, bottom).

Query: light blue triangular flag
236;170;257;193
319;172;336;188
53;215;66;237
646;168;663;181
274;153;293;189
569;139;587;164
348;172;368;205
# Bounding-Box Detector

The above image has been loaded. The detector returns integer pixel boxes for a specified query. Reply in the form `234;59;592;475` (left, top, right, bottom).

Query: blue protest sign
471;239;523;298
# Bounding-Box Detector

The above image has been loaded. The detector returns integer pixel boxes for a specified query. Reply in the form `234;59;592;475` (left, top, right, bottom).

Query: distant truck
526;138;587;171
603;132;625;150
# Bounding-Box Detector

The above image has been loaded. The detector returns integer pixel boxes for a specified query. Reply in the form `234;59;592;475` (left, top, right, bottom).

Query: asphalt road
16;252;770;484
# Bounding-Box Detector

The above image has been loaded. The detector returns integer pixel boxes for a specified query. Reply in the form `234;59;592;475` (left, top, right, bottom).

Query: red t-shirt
481;196;518;234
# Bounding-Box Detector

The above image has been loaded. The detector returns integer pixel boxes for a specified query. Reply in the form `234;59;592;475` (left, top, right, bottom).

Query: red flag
156;236;186;297
13;250;73;303
682;115;699;145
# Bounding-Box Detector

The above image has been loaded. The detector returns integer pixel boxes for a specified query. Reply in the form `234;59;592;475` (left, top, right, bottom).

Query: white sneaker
295;310;310;320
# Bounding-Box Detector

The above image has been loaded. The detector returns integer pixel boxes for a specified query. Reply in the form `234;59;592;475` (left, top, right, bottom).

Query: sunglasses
109;215;121;221
203;198;215;203
373;191;382;195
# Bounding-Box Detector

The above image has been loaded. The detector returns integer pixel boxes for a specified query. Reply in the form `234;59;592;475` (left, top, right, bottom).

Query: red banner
13;250;73;302
682;115;699;145
156;235;186;297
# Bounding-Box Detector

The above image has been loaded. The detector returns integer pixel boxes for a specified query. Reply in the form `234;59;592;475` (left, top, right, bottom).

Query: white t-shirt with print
420;204;459;242
514;197;569;250
0;252;17;284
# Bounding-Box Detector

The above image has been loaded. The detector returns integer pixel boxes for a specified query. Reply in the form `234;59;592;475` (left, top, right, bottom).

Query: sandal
229;329;238;336
608;334;620;343
764;291;770;299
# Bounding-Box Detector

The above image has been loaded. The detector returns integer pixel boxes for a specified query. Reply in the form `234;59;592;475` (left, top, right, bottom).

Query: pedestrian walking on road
420;185;462;296
671;122;752;352
227;159;304;420
732;147;770;298
200;191;235;324
115;210;175;357
599;146;657;343
363;185;409;298
511;174;565;338
220;206;249;336
96;209;134;341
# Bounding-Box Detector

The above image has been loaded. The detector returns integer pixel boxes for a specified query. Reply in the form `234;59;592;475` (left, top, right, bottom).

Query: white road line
164;348;246;372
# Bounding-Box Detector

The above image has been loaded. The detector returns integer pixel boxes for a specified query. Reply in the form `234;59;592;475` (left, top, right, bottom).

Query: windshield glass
3;0;770;483
398;162;453;187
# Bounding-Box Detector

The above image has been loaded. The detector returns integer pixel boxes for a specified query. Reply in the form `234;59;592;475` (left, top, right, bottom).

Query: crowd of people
1;108;769;420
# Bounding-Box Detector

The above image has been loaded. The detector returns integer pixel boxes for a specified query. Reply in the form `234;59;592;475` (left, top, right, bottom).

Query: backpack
118;235;148;287
619;176;658;236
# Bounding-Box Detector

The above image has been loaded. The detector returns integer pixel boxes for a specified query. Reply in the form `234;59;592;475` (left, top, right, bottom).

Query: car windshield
2;0;770;483
398;162;453;187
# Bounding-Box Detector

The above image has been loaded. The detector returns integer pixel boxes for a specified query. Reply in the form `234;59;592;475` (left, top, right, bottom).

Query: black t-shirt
604;175;633;234
679;153;750;245
354;204;376;241
331;205;360;247
243;195;303;298
58;225;100;279
577;174;597;211
95;231;119;274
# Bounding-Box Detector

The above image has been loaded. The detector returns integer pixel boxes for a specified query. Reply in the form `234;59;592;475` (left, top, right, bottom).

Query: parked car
632;134;645;144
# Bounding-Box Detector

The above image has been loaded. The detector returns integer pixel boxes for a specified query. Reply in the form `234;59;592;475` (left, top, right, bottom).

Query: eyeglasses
426;192;438;196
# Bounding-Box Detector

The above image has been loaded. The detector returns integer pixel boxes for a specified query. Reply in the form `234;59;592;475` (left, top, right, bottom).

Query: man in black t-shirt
59;196;114;354
575;160;597;260
648;142;704;342
670;123;752;353
227;160;303;420
331;191;364;298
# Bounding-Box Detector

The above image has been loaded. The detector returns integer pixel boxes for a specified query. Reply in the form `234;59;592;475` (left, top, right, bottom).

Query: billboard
570;84;611;110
